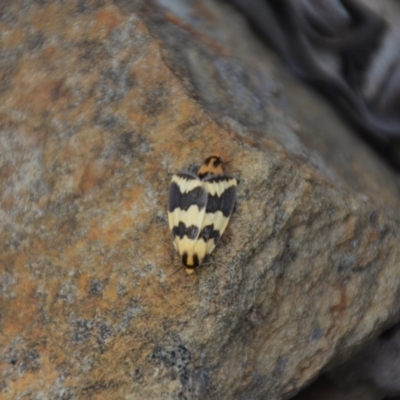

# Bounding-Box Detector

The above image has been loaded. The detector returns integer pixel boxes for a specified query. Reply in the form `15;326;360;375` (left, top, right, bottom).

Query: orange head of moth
197;155;224;179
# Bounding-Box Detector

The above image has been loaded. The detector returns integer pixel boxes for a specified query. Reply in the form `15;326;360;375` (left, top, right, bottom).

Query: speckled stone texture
0;1;400;399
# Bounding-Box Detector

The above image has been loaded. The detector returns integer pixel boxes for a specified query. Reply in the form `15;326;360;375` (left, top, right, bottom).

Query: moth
168;156;237;274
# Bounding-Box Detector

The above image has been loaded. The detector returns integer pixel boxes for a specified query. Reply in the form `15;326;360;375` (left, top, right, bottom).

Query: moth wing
168;172;208;257
201;175;237;255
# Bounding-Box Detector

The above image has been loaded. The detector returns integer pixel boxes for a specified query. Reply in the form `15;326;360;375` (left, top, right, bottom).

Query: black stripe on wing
199;224;221;243
171;222;199;240
168;173;208;212
205;185;237;217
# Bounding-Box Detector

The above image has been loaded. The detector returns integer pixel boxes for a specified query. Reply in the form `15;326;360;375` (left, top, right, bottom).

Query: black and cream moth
168;156;237;274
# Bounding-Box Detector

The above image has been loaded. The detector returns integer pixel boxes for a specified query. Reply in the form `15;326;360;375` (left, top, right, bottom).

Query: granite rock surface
1;1;400;399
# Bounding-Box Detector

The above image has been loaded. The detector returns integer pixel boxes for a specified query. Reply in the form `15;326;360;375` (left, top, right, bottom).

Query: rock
327;322;400;397
0;0;400;399
291;322;400;400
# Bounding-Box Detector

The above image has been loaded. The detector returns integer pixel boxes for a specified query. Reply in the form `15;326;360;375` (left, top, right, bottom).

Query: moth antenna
221;158;238;175
192;260;227;276
169;264;185;277
161;239;179;262
161;239;174;250
223;157;234;165
199;261;226;268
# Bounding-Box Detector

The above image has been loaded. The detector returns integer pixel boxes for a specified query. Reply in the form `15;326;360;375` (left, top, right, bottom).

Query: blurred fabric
229;0;400;168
